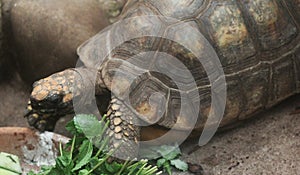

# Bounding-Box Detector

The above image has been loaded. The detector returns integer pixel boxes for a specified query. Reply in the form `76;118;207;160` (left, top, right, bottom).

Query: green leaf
27;171;35;175
65;135;86;150
73;114;103;139
40;165;52;171
156;145;181;160
72;140;93;171
45;168;63;175
65;120;77;135
156;158;166;168
56;156;70;168
163;162;172;175
88;157;100;168
170;159;188;171
86;157;103;174
0;152;22;174
139;147;161;160
78;169;89;175
104;162;122;173
37;165;53;174
56;155;74;174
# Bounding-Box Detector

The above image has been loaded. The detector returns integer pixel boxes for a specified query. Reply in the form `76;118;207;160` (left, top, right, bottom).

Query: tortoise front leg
105;95;140;160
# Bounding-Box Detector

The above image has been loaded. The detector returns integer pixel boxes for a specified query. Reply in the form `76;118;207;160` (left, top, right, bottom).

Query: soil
180;95;300;175
0;73;299;175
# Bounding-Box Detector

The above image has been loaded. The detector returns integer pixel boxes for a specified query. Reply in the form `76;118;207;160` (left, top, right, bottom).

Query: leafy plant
0;152;22;175
141;145;188;175
28;114;160;175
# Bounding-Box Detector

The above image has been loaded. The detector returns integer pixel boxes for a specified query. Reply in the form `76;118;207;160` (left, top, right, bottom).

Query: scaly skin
25;68;140;159
106;95;140;159
25;69;77;131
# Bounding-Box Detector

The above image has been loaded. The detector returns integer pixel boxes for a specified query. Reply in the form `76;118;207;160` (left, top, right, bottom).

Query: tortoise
25;0;300;158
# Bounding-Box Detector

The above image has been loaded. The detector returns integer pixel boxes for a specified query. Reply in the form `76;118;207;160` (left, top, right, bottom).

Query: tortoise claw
26;112;56;132
36;120;47;132
24;109;33;118
24;103;39;127
26;113;39;126
24;103;57;132
24;101;33;118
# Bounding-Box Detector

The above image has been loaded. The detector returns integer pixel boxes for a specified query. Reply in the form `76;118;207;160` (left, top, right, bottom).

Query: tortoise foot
24;101;59;131
105;95;140;160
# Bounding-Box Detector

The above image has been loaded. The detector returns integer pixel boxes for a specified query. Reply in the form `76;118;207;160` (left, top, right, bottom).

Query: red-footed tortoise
25;0;299;158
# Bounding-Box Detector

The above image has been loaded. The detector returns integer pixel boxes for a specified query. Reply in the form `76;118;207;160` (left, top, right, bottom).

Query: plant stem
69;135;76;160
84;150;114;175
116;159;130;175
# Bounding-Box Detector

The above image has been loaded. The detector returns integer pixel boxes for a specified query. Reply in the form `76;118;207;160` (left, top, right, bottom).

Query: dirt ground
181;95;300;175
0;74;299;175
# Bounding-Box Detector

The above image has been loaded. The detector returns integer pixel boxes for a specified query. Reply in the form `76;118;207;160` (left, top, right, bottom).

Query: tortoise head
25;69;76;131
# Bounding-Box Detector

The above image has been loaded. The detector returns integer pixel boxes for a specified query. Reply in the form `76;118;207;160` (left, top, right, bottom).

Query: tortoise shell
77;0;300;131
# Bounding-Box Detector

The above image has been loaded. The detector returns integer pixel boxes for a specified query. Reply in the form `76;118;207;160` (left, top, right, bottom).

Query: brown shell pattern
78;0;300;130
